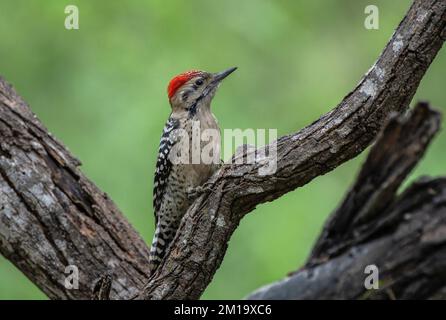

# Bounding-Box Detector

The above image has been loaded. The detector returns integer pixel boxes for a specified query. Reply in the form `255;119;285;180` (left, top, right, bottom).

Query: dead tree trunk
248;102;446;299
0;0;445;300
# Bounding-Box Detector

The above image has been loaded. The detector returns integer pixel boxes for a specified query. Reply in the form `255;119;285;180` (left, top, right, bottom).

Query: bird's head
167;67;237;113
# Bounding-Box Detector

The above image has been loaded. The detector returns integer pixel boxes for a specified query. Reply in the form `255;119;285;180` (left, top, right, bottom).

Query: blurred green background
0;0;444;299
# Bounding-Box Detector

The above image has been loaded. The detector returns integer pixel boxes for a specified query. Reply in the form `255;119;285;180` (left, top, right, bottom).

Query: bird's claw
187;183;212;201
187;186;202;201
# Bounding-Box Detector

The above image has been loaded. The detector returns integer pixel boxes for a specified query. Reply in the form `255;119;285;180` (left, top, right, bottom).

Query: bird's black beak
202;67;237;98
213;67;237;83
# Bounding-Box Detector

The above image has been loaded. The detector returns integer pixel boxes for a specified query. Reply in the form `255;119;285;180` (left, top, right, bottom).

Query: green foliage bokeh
0;0;444;299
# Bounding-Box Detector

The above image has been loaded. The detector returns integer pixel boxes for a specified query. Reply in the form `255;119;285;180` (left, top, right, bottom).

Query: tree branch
0;79;151;299
138;0;446;299
247;102;446;299
248;178;446;299
0;0;444;300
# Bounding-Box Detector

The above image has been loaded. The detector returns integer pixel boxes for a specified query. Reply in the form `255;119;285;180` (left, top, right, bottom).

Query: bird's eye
195;79;204;86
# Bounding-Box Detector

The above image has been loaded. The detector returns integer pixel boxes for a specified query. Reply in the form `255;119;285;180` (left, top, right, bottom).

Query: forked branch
0;0;444;299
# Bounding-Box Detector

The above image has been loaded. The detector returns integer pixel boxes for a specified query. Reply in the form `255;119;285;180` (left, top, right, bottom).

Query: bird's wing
153;116;179;226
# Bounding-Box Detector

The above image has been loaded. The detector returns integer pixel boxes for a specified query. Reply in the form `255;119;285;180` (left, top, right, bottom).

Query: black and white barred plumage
148;67;235;274
153;117;178;221
149;116;179;270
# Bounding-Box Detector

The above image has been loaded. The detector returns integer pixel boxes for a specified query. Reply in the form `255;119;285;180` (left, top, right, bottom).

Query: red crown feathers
167;70;203;99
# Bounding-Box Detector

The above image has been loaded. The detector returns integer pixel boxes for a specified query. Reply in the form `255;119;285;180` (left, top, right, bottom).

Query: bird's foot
187;183;213;201
187;186;204;201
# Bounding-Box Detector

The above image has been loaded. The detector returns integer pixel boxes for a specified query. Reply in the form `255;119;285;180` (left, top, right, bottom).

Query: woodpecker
149;67;237;273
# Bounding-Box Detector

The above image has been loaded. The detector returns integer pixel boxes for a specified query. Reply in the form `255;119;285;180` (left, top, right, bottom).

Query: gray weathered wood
139;0;446;299
0;80;151;299
0;0;444;299
247;102;446;300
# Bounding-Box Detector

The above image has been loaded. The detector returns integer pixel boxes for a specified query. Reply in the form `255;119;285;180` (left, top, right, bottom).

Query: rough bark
248;102;446;299
0;0;444;300
0;80;151;299
138;0;446;299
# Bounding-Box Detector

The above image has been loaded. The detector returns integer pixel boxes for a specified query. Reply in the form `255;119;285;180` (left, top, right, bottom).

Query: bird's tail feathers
148;224;172;274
